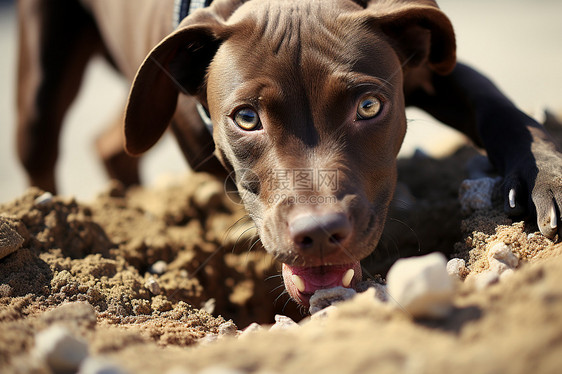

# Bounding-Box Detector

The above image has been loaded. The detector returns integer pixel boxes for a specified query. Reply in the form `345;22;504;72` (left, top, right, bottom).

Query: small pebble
458;177;501;213
199;334;219;345
218;321;238;337
310;305;338;320
145;278;161;295
474;270;500;290
386;252;455;319
78;357;127;374
446;258;469;280
201;298;216;315
500;268;515;281
34;191;54;206
239;323;263;338
355;280;388;302
0;219;25;260
487;241;519;275
150;260;168;275
33;326;89;372
269;315;299;331
309;287;357;315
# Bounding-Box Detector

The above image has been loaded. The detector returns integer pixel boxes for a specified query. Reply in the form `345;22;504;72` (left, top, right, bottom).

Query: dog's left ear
362;0;456;74
124;15;226;155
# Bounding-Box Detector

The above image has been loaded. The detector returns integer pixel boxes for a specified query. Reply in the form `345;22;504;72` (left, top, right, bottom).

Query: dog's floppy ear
124;16;225;155
363;0;456;74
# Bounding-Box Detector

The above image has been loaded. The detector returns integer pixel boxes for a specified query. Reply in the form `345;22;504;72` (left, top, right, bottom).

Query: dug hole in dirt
1;111;562;373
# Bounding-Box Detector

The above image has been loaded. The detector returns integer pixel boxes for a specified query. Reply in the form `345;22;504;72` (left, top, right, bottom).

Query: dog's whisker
247;237;262;253
233;225;258;254
243;233;260;264
188;244;225;279
270;283;286;294
220;222;251;255
274;289;288;306
265;274;283;282
388;217;421;253
281;296;293;313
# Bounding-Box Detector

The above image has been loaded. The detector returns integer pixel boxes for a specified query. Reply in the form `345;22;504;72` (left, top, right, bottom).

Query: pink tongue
282;262;362;306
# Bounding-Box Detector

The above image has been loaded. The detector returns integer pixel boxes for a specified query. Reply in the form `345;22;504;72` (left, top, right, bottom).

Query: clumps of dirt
2;112;562;373
0;173;295;370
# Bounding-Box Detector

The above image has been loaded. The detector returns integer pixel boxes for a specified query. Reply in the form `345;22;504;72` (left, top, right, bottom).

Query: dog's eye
233;108;261;130
356;95;382;120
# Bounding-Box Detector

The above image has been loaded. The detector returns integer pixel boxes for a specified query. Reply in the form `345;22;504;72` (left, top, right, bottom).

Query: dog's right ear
124;18;225;155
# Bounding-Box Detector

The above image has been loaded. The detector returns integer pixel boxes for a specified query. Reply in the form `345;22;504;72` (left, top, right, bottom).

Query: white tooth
292;275;306;293
550;204;558;229
509;188;516;209
342;269;355;288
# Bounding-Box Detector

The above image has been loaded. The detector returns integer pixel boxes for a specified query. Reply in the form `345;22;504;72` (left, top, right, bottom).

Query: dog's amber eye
357;95;381;120
234;108;261;130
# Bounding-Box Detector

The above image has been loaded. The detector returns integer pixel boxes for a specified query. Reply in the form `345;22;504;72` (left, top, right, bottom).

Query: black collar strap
173;0;214;29
172;0;215;133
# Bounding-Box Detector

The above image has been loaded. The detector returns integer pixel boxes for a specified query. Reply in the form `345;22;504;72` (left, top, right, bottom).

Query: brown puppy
17;0;562;307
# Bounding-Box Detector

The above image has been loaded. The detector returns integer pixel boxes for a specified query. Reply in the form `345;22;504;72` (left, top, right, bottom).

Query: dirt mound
2;135;562;372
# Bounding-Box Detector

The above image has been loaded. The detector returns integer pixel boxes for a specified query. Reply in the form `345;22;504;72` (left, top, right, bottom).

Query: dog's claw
550;203;558;229
508;188;516;209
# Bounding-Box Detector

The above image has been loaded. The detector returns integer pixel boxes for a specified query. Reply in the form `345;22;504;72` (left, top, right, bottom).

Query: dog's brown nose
289;212;351;254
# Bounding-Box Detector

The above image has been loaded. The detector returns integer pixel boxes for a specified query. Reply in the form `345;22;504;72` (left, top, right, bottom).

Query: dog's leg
95;114;140;187
16;0;102;193
407;62;562;239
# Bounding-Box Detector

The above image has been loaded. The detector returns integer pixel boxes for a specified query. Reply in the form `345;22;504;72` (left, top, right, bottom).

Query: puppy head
125;0;456;307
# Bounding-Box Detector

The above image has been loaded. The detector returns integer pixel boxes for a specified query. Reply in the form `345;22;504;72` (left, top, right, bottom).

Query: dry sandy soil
2;112;562;373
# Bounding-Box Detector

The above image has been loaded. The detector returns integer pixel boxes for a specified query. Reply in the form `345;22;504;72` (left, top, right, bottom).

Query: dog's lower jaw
282;262;363;308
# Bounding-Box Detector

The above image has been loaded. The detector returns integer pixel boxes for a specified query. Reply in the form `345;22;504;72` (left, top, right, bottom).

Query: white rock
34;192;54;206
239;322;263;337
145;277;161;295
386;252;455;319
201;298;216;315
473;270;500;290
310;305;338;320
239;323;263;339
269;315;299;331
446;258;468;280
309;287;357;315
150;260;168;275
500;268;515;281
218;321;238;337
458;177;501;213
33;326;89;372
487;241;519;275
78;357;127;374
355;280;388;302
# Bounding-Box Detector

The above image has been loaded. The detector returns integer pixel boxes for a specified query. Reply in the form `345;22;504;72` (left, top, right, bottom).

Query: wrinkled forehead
208;0;402;105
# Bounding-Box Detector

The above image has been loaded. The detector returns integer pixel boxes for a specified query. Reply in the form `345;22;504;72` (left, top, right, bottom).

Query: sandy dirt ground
2;0;562;373
2;111;562;373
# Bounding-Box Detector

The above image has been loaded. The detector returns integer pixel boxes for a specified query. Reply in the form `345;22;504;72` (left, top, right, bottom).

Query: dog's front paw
503;150;562;240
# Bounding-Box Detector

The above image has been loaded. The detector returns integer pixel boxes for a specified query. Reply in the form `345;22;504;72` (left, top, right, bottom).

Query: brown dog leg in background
16;0;103;193
96;113;140;187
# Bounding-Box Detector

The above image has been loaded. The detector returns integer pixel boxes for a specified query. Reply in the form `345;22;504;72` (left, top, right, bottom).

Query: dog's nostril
290;213;351;251
329;233;344;244
299;236;314;248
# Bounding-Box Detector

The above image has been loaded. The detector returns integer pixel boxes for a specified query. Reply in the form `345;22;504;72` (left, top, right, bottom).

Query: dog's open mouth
282;262;362;307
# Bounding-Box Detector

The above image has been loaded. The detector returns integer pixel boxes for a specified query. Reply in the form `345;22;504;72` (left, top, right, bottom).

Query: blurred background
1;0;561;203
